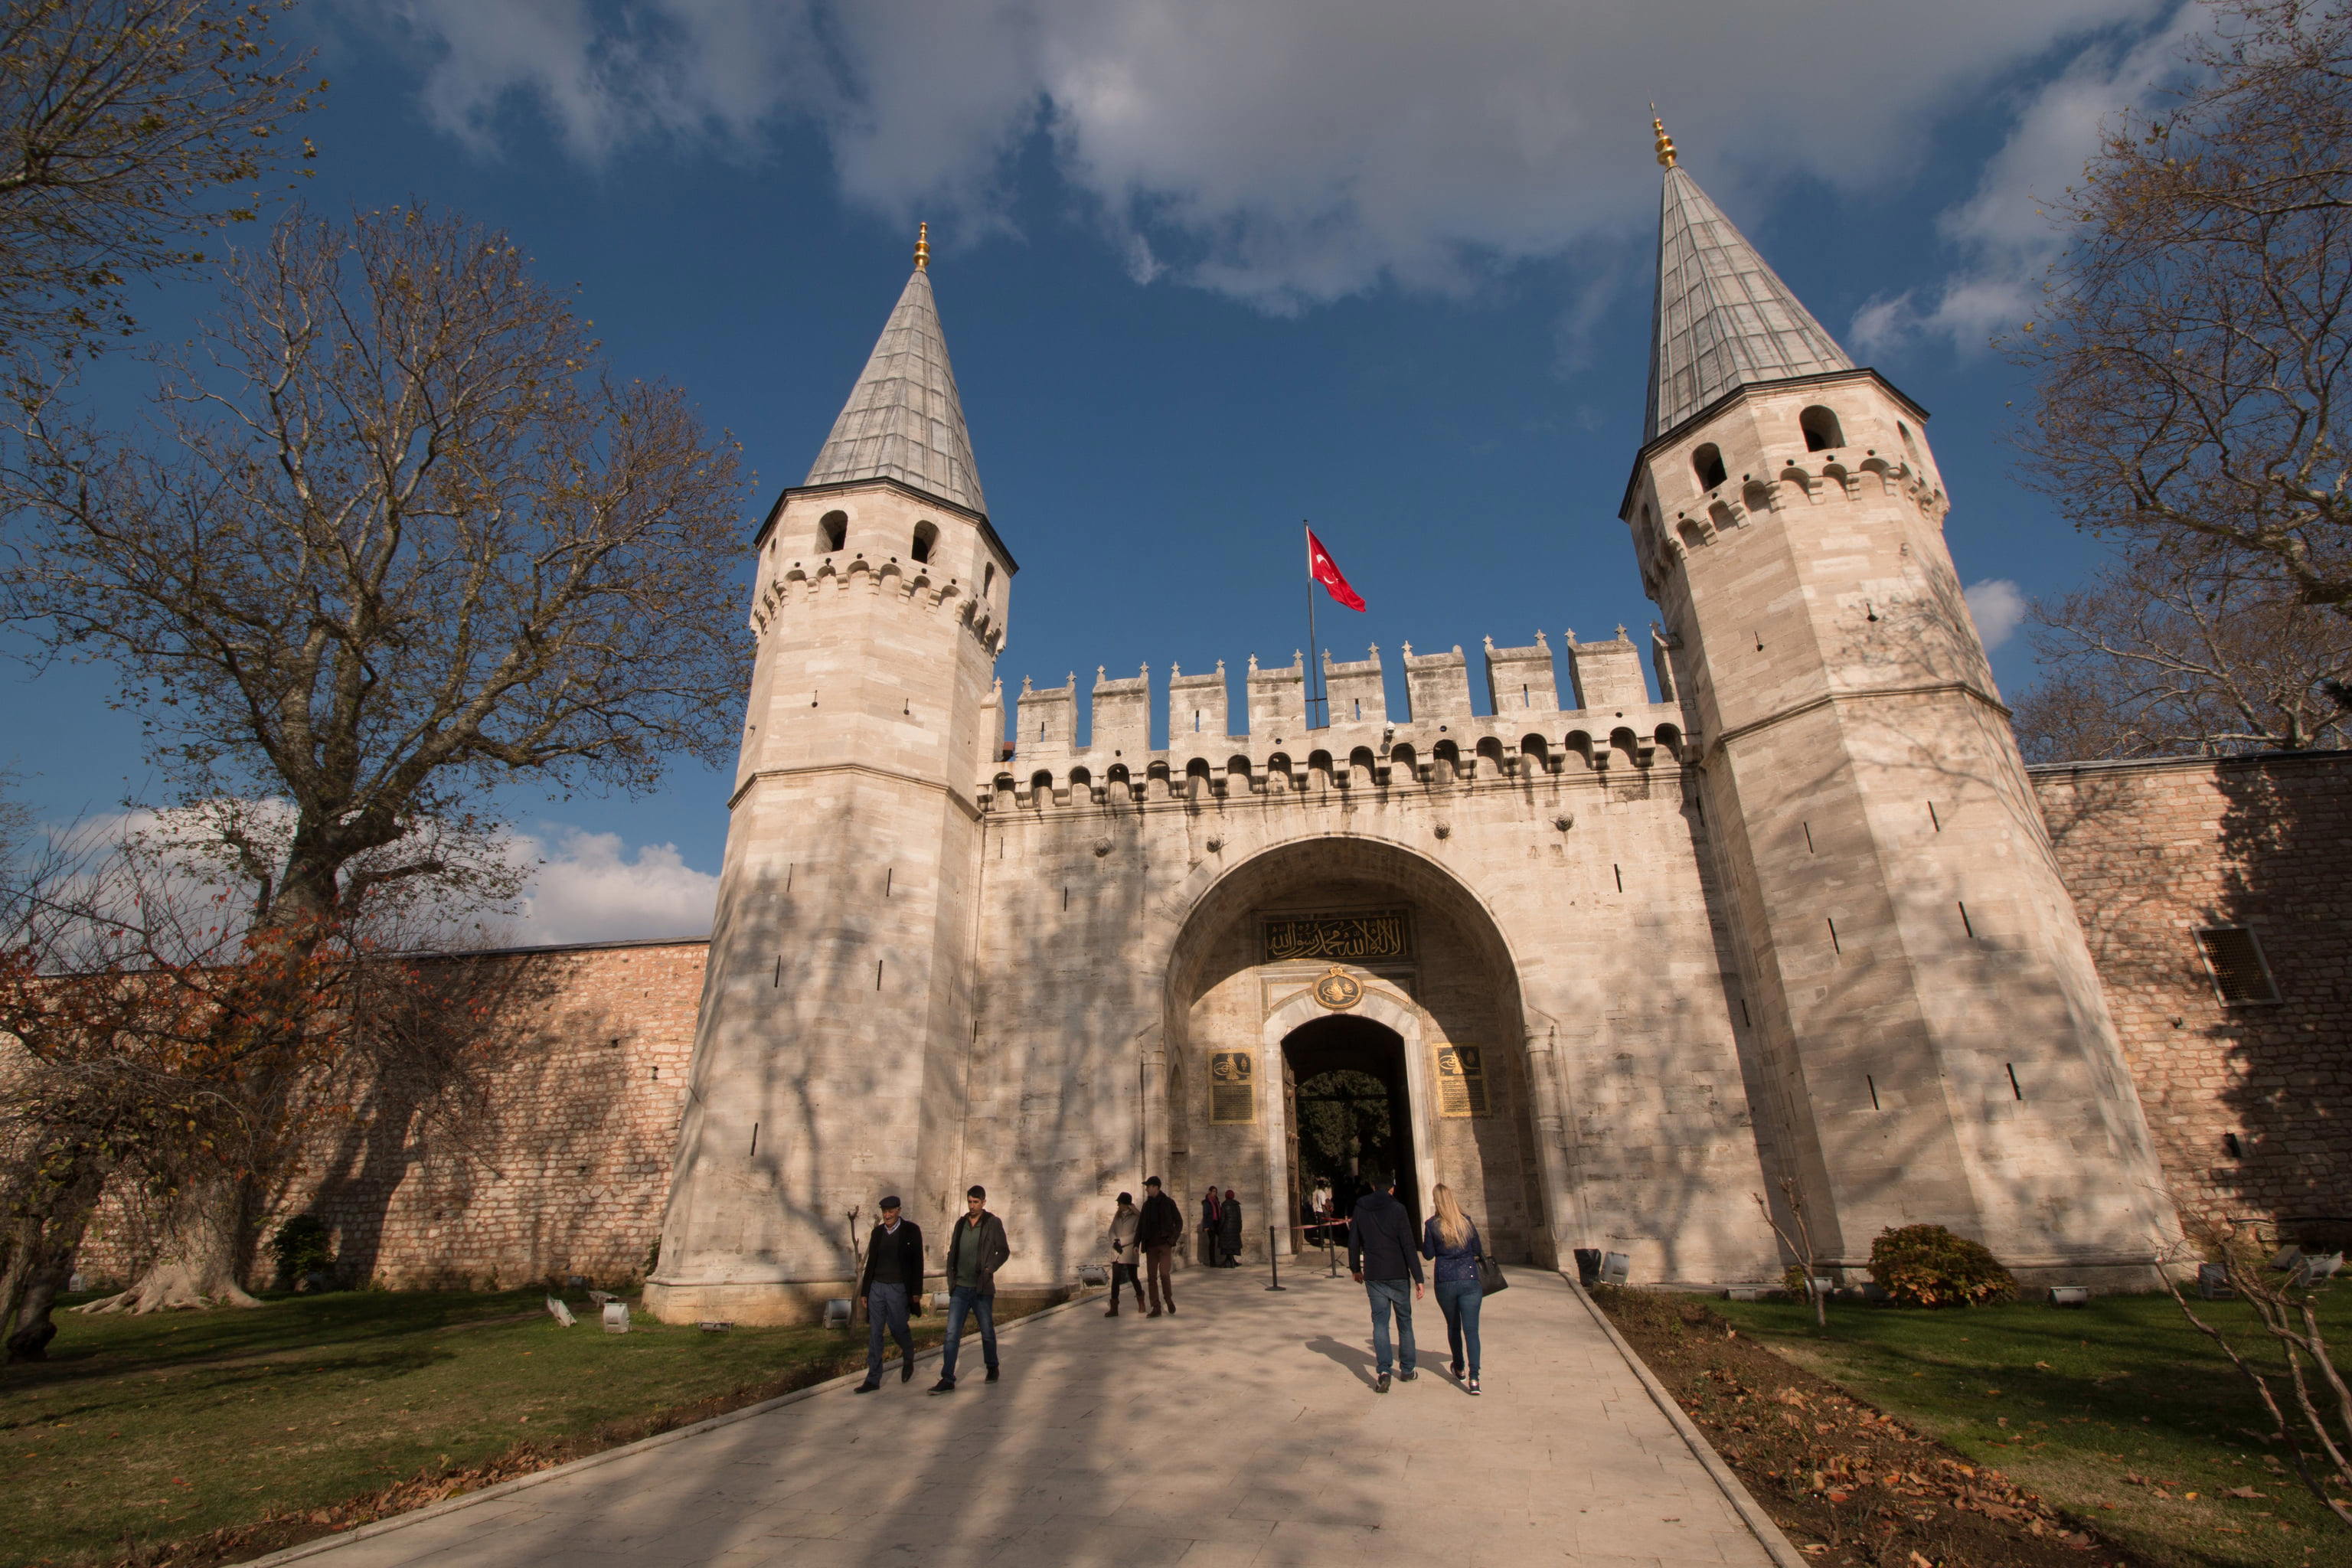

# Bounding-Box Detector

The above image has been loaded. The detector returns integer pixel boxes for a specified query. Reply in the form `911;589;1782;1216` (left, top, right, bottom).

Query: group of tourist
850;1173;1493;1399
1346;1178;1488;1394
1197;1184;1246;1266
850;1184;1011;1395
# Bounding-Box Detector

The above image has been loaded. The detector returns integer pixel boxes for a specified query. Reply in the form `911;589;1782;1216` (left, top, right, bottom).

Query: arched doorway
1157;835;1560;1266
1284;1013;1419;1232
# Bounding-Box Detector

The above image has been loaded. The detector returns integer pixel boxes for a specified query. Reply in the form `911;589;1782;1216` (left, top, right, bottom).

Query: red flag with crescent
1307;528;1366;612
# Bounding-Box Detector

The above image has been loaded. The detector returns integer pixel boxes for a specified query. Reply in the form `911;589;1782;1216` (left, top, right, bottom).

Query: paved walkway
267;1266;1788;1568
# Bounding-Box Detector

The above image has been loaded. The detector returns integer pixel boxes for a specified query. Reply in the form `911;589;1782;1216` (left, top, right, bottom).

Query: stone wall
78;938;707;1292
67;752;2352;1295
2029;752;2352;1239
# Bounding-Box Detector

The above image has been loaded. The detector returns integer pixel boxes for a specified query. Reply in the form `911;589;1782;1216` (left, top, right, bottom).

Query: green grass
1713;1290;2352;1568
0;1289;982;1568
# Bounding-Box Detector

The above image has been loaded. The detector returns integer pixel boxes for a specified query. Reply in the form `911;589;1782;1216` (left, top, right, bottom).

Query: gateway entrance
1284;1014;1419;1235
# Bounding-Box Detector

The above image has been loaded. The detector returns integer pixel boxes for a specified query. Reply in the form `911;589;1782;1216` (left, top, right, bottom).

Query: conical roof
1645;165;1852;441
804;266;986;513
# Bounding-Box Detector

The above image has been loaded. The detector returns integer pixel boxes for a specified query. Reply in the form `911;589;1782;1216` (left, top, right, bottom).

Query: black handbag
1475;1225;1508;1295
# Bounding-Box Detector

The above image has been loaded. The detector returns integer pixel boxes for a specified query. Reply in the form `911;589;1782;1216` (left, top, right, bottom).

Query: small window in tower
1898;420;1919;460
911;521;938;564
2196;926;2281;1004
1799;406;1844;452
983;562;995;597
1691;443;1727;491
818;510;848;552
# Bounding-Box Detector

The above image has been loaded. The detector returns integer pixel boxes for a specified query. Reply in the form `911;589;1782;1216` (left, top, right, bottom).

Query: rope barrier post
1325;1219;1338;1277
1266;1225;1286;1291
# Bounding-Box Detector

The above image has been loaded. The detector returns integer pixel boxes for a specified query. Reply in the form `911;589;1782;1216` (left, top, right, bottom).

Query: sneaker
985;1366;1000;1383
1375;1372;1391;1393
1467;1374;1481;1396
1399;1370;1418;1382
1450;1364;1465;1381
853;1381;880;1394
929;1378;956;1394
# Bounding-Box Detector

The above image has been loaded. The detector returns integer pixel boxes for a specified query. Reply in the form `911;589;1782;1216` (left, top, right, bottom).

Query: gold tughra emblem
1312;967;1364;1010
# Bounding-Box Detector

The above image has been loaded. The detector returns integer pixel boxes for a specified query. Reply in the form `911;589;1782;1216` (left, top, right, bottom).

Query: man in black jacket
1348;1179;1424;1392
1136;1176;1184;1318
853;1197;923;1393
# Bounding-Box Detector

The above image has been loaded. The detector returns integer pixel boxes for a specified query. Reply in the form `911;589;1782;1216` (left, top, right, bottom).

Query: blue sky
1;0;2198;942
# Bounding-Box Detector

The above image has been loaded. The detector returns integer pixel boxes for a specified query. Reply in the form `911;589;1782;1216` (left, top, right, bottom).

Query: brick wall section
78;938;708;1292
2030;752;2352;1235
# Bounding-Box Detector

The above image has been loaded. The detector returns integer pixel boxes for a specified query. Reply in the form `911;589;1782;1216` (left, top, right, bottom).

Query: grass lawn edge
211;1288;1094;1568
1564;1272;1813;1568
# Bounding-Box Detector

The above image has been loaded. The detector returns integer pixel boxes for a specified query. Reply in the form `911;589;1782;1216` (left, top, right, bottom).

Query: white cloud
505;825;717;946
1965;577;2030;650
375;0;2179;309
1852;6;2202;354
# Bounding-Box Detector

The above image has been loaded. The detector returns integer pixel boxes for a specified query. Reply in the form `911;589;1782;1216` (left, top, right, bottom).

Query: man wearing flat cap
853;1196;923;1393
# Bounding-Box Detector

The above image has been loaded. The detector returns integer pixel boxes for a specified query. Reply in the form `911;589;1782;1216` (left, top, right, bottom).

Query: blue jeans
1436;1279;1483;1375
864;1282;912;1381
1366;1279;1416;1377
940;1285;996;1380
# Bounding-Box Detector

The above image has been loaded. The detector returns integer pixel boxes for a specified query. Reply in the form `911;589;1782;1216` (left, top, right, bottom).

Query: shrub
1868;1224;2016;1307
268;1215;335;1287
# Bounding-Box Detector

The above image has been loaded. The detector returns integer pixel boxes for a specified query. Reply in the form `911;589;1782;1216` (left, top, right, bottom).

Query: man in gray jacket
932;1184;1012;1393
1347;1178;1425;1393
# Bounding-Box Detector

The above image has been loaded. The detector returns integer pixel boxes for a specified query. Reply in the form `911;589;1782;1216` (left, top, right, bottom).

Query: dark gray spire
1645;165;1852;442
805;263;986;513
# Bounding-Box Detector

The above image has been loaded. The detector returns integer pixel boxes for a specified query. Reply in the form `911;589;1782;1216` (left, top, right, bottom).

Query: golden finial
913;220;930;270
1651;106;1677;169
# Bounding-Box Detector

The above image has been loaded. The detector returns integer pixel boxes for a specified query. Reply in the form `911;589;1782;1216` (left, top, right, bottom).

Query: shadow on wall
2043;754;2352;1237
290;947;687;1291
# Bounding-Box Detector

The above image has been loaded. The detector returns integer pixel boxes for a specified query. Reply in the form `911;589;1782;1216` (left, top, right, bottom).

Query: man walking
931;1184;1011;1393
853;1196;923;1393
1348;1178;1424;1392
1137;1175;1184;1318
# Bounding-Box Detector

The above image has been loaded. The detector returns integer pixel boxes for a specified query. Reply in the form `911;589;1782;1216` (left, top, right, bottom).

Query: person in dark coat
1200;1185;1223;1267
1218;1187;1244;1266
1137;1176;1184;1316
932;1184;1012;1392
1347;1178;1424;1391
853;1196;924;1392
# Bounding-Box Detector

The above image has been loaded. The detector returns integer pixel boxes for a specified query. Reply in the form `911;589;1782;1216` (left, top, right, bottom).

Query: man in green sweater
931;1184;1011;1393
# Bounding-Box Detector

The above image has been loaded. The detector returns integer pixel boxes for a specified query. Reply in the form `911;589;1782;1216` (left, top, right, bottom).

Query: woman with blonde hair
1419;1183;1485;1393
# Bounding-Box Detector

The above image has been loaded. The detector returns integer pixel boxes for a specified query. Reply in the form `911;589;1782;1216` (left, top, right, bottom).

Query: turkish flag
1307;528;1366;612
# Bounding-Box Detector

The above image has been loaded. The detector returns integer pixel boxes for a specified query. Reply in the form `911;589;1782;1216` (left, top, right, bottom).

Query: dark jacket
1421;1214;1484;1287
856;1219;926;1298
1348;1191;1424;1285
1219;1198;1244;1246
941;1210;1013;1297
1138;1190;1184;1249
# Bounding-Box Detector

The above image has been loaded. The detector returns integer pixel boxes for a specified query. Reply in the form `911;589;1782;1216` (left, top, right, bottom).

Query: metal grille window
2196;927;2280;1004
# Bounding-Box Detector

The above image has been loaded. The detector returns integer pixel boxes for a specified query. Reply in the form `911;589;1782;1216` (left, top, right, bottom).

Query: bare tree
2017;0;2352;611
2163;1213;2352;1527
1754;1179;1828;1329
1;0;321;357
2011;542;2352;763
0;818;257;1353
0;204;748;1308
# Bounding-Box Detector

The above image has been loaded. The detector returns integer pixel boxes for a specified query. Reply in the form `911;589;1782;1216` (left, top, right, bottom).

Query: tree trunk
78;1167;261;1314
2;1154;112;1359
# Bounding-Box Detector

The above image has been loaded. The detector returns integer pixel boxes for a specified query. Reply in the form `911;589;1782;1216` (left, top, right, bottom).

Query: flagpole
1302;520;1322;729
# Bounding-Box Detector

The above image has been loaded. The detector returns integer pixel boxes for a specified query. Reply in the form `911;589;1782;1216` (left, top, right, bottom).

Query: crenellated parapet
748;550;1005;654
983;629;1688;810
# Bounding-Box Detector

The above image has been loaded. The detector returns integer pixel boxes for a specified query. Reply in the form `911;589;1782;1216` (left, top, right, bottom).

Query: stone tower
1620;123;2172;1280
644;231;1014;1325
